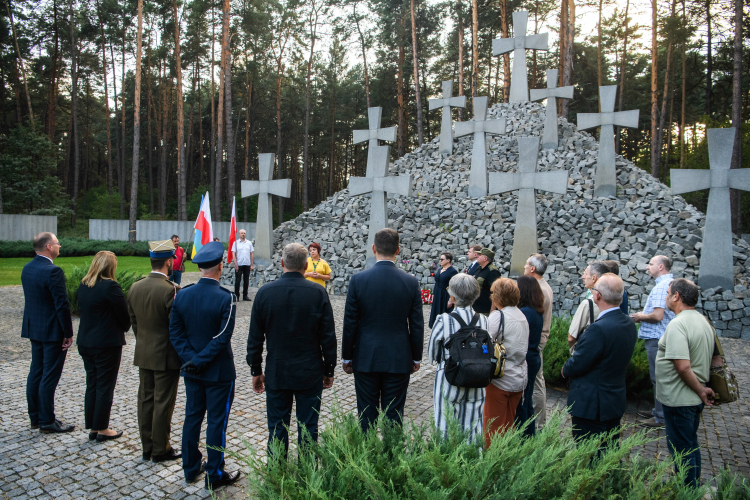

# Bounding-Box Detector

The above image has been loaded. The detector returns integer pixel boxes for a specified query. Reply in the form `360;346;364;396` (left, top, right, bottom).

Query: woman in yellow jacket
304;242;332;288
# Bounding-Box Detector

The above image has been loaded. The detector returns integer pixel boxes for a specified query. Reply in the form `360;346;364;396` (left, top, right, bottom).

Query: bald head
592;273;624;308
647;255;672;279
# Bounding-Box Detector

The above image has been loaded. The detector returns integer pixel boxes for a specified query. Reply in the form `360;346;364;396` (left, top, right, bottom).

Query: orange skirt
483;383;523;448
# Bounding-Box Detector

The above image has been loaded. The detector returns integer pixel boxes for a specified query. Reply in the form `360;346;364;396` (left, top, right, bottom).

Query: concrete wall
0;215;58;241
89;219;256;242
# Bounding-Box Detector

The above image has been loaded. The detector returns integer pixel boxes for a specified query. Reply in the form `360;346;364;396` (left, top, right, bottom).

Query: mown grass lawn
0;256;200;287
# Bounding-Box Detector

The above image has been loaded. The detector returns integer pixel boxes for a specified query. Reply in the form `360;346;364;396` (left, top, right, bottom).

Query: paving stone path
1;273;748;499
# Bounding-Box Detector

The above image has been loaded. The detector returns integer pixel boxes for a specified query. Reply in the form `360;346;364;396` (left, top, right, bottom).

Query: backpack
442;312;498;388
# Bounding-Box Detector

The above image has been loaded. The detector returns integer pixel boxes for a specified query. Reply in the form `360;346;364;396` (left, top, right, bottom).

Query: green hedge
544;315;654;400
65;261;144;316
0;237;228;258
241;406;750;499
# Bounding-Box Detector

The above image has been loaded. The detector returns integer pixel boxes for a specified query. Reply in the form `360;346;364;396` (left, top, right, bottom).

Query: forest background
0;0;747;242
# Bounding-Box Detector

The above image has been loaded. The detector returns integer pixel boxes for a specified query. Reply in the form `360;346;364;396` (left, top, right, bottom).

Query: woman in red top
170;235;186;285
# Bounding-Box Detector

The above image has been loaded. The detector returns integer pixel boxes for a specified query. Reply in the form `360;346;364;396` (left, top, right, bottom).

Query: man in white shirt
232;229;254;301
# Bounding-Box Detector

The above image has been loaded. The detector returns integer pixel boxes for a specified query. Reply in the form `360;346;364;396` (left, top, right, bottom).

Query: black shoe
96;430;123;442
89;432;98;440
206;470;241;490
186;460;207;483
152;448;182;462
637;410;653;419
30;423;39;430
142;451;152;461
39;420;75;433
243;296;251;301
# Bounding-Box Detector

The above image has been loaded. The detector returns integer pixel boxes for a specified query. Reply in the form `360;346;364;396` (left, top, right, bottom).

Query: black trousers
353;371;410;433
571;415;622;461
78;345;123;430
27;339;68;426
266;380;323;456
235;266;251;297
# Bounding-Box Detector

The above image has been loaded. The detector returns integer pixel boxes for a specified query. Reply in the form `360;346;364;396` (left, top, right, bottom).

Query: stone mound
244;101;750;339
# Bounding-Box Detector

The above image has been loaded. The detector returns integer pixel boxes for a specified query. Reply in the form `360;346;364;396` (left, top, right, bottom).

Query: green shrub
544;315;653;400
0;238;195;258
239;405;749;499
65;261;143;316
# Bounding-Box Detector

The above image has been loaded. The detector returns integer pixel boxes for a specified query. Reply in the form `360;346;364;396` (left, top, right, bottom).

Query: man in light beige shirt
524;254;553;427
568;261;610;353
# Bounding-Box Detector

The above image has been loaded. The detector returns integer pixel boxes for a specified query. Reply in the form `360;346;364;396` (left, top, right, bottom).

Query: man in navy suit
169;242;240;490
465;244;482;276
247;242;337;456
21;232;75;433
562;273;637;449
342;228;424;432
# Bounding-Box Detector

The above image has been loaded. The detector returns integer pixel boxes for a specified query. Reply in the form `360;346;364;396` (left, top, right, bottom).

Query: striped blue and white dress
428;306;489;441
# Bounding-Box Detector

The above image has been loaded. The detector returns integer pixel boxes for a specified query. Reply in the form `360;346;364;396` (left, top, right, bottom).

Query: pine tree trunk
215;50;225;218
275;63;282;225
128;0;143;243
559;0;574;119
110;44;121;209
243;74;252;222
147;41;154;213
705;0;712;115
650;0;659;178
6;0;34;129
303;1;319;211
159;59;168;217
457;0;464;120
48;0;59;140
329;65;337;197
615;0;630;153
471;0;478;97
597;0;603;94
98;5;113;198
210;7;216;200
222;0;234;211
656;37;674;181
173;0;186;221
500;0;509;102
397;12;406;158
730;0;743;232
679;39;686;168
410;0;424;146
69;0;79;225
119;41;126;218
353;4;371;108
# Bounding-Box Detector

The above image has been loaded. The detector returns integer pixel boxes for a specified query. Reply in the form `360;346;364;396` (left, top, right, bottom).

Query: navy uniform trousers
27;340;67;426
182;379;235;483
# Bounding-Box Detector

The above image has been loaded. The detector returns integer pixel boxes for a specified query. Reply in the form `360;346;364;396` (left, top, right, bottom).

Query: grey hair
282;243;308;272
528;253;548;275
448;273;481;308
589;261;610;279
33;232;56;251
595;273;623;306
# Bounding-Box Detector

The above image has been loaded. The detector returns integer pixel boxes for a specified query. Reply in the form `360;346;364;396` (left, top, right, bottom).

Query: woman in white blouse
483;278;529;449
428;273;489;442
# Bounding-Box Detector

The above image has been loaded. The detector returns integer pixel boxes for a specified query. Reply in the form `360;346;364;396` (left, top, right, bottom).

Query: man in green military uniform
473;248;501;315
127;240;182;462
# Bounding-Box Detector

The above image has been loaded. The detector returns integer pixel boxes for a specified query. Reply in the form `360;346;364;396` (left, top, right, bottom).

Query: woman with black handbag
77;251;131;442
514;276;545;437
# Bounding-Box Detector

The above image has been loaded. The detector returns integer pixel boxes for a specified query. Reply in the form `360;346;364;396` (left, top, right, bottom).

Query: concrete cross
577;85;639;198
670;128;749;290
428;80;467;155
454;96;507;198
492;11;549;103
353;107;397;178
348;145;413;267
240;153;291;266
530;69;574;150
488;136;568;276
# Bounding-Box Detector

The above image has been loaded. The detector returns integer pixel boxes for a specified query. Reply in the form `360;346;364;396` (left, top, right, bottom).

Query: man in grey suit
342;229;424;432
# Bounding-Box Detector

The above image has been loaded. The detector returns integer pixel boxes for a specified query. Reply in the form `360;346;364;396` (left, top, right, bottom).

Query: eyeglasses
439;258;447;261
49;242;61;246
590;288;600;296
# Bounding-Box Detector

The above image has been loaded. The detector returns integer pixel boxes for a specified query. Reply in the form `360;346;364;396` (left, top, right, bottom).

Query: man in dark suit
247;242;337;455
465;244;482;275
170;242;240;490
127;240;182;463
562;273;637;449
21;232;75;433
342;228;424;432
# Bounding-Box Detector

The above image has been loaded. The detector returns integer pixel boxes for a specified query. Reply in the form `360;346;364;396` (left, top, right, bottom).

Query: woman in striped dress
428;273;488;442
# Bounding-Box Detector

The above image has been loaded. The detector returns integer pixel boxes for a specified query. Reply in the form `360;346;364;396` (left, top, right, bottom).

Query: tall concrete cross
530;69;574;150
348;145;413;267
488;137;568;276
577;85;639;198
240;153;291;266
428;80;467;155
454;96;507;198
670;128;749;290
492;11;549;103
353;107;397;177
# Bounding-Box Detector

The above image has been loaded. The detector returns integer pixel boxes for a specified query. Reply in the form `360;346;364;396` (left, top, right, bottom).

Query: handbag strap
496;310;505;344
587;298;595;325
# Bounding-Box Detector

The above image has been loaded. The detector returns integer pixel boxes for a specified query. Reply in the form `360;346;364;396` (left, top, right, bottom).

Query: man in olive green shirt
655;278;718;488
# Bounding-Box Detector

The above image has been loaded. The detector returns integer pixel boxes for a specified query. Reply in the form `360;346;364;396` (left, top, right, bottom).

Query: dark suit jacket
77;280;131;348
170;278;236;382
21;255;74;342
127;273;182;371
562;308;637;421
342;260;424;373
247;272;337;391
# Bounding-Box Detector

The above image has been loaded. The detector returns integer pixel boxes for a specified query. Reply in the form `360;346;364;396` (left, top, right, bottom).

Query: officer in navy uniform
169;242;241;490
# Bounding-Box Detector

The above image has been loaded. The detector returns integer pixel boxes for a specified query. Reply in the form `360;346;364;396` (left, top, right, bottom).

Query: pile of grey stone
240;101;749;339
